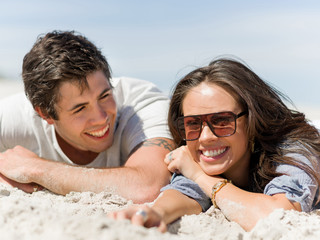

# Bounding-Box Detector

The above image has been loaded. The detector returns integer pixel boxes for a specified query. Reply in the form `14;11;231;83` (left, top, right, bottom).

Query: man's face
47;70;117;155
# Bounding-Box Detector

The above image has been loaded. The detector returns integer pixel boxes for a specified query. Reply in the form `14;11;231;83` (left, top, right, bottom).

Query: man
0;31;174;203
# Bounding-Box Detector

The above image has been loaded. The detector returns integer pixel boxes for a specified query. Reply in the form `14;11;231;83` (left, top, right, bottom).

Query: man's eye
74;106;85;114
100;93;109;100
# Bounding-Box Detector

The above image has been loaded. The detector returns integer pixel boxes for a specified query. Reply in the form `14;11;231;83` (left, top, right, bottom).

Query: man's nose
91;104;107;123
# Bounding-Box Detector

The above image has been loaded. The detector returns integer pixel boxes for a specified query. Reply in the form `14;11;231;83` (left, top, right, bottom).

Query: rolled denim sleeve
161;174;211;212
264;153;319;212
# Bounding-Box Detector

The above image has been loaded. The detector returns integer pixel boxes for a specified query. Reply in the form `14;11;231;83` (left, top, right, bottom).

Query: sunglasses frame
176;111;248;141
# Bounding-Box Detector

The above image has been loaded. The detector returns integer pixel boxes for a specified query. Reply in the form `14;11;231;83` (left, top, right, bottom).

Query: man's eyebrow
68;87;111;112
99;87;112;98
68;102;88;112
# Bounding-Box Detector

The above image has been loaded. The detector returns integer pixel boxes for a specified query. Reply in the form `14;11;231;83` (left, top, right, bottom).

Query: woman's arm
153;189;202;224
194;174;301;231
108;189;202;232
164;146;302;231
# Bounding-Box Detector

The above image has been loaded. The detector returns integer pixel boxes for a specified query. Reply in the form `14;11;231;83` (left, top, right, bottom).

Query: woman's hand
108;204;167;232
164;146;205;182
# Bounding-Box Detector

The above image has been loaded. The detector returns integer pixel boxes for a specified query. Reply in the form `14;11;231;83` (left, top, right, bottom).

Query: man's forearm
30;158;169;203
0;139;174;203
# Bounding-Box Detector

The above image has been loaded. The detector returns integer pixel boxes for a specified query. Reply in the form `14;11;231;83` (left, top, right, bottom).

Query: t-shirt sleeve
264;153;319;212
161;173;211;212
0;93;33;151
112;77;172;162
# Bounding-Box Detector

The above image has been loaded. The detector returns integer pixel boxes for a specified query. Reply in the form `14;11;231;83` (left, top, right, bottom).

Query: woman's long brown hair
168;57;320;192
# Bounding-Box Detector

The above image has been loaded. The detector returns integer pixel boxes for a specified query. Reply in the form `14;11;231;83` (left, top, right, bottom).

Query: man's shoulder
111;77;160;91
0;92;38;129
0;92;44;151
111;76;168;107
0;92;32;112
0;92;28;101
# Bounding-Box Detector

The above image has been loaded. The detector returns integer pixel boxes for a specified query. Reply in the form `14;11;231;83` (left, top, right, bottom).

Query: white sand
1;184;320;240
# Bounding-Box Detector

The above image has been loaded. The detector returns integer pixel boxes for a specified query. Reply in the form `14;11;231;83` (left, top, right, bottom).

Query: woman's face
182;82;251;181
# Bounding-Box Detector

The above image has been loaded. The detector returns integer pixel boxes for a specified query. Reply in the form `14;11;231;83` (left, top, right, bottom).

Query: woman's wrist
191;171;206;183
211;179;232;208
193;174;225;197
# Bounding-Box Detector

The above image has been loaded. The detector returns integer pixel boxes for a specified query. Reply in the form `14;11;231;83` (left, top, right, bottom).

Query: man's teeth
202;148;227;157
87;125;109;137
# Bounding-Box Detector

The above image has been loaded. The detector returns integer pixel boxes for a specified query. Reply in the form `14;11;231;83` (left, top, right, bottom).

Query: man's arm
0;137;175;203
0;173;40;193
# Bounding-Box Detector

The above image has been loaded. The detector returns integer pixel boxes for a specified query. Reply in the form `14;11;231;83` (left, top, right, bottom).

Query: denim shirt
264;152;320;212
161;173;211;211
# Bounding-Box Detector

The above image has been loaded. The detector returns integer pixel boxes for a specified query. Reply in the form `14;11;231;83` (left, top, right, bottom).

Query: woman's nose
198;123;218;142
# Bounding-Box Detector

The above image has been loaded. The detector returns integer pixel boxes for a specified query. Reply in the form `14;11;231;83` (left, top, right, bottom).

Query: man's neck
55;132;99;165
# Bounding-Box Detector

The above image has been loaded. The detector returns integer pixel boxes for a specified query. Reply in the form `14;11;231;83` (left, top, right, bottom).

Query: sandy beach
1;183;320;240
1;80;320;239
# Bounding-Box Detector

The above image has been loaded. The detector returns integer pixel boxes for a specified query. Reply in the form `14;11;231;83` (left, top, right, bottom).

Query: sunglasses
176;111;247;141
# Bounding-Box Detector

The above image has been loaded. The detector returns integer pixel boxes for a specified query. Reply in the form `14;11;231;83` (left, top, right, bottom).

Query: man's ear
35;107;55;125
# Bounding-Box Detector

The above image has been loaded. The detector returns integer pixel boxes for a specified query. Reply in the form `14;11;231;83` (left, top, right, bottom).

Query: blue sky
0;0;320;113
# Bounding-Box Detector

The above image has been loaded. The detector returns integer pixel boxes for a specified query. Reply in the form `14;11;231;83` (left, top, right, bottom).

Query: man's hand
0;146;43;193
0;173;41;193
0;146;39;185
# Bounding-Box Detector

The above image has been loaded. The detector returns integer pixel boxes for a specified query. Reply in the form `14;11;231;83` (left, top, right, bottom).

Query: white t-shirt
0;77;172;168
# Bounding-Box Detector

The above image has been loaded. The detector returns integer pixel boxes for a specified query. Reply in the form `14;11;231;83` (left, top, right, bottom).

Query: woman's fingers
164;151;181;174
108;207;137;221
108;205;166;231
164;151;174;165
157;221;167;233
131;208;149;226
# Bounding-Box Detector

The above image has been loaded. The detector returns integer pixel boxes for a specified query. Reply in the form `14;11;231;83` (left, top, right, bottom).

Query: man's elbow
131;183;166;204
126;165;171;203
137;187;162;203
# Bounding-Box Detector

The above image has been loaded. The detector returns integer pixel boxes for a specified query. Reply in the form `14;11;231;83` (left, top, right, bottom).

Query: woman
109;58;320;231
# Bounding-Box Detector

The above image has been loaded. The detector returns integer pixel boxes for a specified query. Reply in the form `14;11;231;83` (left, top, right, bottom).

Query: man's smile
85;125;110;138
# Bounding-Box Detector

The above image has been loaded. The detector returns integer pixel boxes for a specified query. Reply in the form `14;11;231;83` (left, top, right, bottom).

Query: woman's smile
199;146;229;162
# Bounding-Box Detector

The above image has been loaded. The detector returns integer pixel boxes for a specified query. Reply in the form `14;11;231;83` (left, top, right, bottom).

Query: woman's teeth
202;148;227;157
87;125;109;137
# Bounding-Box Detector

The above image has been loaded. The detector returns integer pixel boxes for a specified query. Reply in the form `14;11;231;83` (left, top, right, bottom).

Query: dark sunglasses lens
177;118;186;139
178;116;201;140
208;113;236;137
